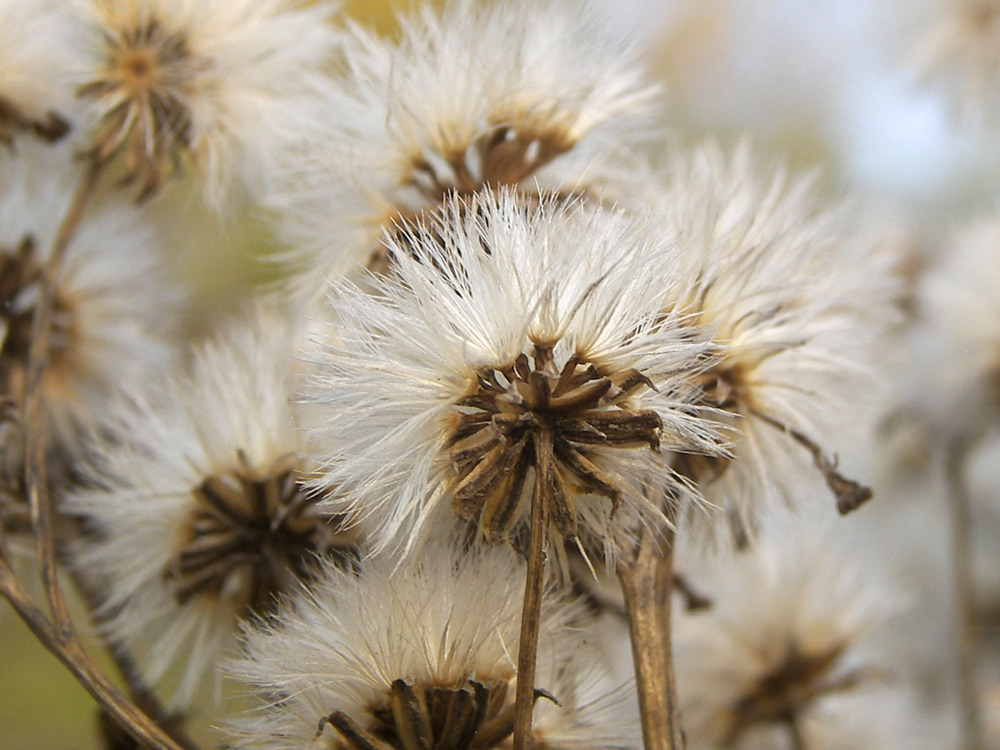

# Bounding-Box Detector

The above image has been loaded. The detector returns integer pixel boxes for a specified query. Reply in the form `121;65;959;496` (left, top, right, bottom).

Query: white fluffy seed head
638;141;900;543
268;0;661;290
304;189;722;561
67;306;325;709
905;212;1000;441
71;0;343;206
226;542;585;750
675;510;907;749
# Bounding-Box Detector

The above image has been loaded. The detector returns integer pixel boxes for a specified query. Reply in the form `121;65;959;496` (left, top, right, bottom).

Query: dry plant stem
65;563;202;750
0;558;186;750
945;437;983;750
617;525;684;750
14;159;192;750
24;158;103;631
511;430;552;750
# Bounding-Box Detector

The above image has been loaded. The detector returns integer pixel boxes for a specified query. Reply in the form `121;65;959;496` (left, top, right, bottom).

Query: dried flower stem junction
446;342;663;750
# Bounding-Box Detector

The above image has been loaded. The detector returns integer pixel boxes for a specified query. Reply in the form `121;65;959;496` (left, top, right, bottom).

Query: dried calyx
164;452;359;615
0;95;69;148
319;676;555;750
723;644;875;748
446;342;662;543
687;357;872;515
79;17;196;201
372;126;579;272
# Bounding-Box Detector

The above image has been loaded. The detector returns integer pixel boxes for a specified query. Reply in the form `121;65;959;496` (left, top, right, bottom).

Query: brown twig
23;158;103;631
945;437;983;750
617;524;684;750
0;558;185;750
750;409;872;515
64;560;202;750
511;428;551;750
10;158;194;750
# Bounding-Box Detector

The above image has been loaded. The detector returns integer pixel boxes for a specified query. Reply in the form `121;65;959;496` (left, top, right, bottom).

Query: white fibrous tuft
67;306;359;709
911;0;1000;125
304;189;722;561
226;543;630;750
268;0;660;288
674;511;913;750
906;212;1000;440
0;147;181;463
643;142;899;542
72;0;343;205
0;0;78;147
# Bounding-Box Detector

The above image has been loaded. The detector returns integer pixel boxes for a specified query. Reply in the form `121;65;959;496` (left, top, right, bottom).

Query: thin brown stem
945;437;983;750
512;432;551;750
617;524;684;750
24;158;103;631
13;159;196;749
750;409;871;515
0;558;185;750
65;562;202;750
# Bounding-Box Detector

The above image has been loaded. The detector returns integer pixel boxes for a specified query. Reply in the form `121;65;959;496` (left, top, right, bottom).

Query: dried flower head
674;511;906;749
0;0;75;148
226;542;631;750
905;212;1000;441
305;190;720;561
74;0;343;204
68;308;360;708
912;0;1000;124
642;142;898;540
269;0;659;282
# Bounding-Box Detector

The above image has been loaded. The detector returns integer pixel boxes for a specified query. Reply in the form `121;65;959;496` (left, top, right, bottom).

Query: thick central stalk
617;526;683;750
512;429;552;750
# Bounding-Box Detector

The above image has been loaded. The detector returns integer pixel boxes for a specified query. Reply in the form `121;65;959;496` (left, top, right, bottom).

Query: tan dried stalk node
79;17;197;200
689;357;872;516
722;644;876;749
318;676;555;750
164;452;359;615
447;343;662;541
0;95;69;147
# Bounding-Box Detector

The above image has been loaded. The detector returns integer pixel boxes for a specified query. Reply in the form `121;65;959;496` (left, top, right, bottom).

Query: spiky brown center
445;343;661;543
79;18;197;200
0;237;74;406
723;644;872;748
164;453;359;616
321;677;545;750
370;126;579;273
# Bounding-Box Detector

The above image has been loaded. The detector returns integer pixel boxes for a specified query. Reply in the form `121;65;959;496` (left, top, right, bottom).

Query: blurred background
5;0;1000;747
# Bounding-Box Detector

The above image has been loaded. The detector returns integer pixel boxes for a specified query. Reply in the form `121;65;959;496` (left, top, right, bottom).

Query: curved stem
0;558;185;750
24;158;103;631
